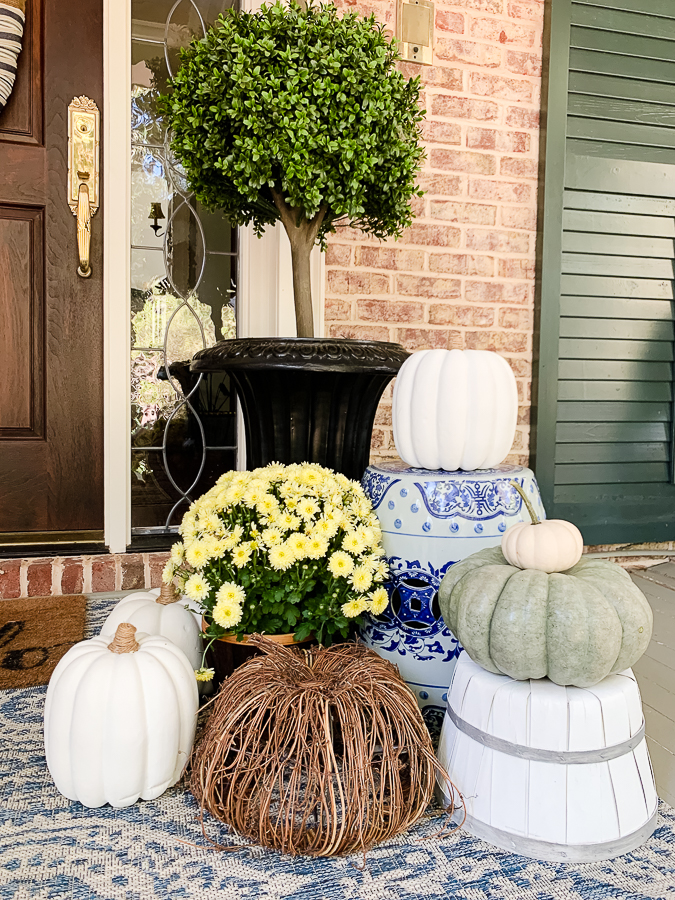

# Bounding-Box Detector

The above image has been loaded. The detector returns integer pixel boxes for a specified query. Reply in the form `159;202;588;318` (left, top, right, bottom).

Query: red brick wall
0;553;169;600
328;0;544;467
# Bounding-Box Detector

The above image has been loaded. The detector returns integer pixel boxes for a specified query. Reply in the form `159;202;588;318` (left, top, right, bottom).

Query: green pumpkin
439;547;653;688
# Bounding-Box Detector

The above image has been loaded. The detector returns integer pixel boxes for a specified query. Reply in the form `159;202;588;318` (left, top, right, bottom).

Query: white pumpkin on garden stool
44;623;198;808
502;481;583;573
100;582;202;670
392;348;518;471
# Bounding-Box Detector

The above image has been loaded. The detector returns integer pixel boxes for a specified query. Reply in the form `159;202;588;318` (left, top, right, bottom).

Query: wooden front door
0;0;104;545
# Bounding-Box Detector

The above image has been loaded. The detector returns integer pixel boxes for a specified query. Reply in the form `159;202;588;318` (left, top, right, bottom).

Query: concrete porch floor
631;562;675;809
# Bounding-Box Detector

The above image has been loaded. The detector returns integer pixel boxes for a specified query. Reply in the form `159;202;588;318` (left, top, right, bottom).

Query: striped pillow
0;0;25;112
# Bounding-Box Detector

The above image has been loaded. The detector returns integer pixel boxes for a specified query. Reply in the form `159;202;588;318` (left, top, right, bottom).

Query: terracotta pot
202;619;314;684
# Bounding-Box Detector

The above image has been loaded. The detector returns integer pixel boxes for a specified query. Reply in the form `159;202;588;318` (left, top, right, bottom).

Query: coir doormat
0;594;86;689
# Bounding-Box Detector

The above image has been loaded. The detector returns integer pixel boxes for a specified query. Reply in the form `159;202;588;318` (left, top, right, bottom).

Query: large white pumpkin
100;583;202;670
392;348;518;471
44;623;199;808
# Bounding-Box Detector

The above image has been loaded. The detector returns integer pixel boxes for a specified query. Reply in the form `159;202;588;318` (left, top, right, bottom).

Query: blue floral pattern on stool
360;463;545;724
361;557;460;663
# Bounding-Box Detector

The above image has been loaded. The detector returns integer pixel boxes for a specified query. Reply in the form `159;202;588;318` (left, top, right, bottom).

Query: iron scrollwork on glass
130;0;239;536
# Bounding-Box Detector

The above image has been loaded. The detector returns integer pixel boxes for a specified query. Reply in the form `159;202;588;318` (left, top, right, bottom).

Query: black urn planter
190;338;409;480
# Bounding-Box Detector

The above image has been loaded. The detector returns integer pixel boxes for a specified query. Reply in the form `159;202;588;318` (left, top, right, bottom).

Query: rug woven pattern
1;596;674;899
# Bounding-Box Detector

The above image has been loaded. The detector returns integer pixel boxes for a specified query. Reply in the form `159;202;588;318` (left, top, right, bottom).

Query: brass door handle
76;176;92;278
68;96;100;278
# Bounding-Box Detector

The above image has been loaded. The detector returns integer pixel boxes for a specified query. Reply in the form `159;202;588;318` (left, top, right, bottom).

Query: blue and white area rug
1;595;675;899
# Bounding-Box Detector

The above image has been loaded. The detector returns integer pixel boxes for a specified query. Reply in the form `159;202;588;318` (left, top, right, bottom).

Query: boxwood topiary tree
162;0;424;338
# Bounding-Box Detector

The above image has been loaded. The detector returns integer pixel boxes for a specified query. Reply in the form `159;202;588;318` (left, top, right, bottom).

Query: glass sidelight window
129;0;239;540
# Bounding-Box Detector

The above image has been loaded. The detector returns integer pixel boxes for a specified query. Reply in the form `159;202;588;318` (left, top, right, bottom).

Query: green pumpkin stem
509;481;540;525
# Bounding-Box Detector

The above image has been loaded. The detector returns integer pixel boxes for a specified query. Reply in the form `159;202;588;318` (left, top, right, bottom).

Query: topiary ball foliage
161;1;425;246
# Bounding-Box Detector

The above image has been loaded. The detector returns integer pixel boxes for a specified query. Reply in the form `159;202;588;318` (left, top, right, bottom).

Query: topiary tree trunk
270;188;327;338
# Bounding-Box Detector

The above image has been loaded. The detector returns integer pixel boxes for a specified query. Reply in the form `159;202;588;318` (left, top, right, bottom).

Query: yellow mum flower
306;535;329;559
231;542;254;568
341;597;368;618
342;531;367;555
184;573;210;601
195;667;215;682
185;541;211;569
373;560;389;581
287;533;310;559
297;497;320;520
261;526;284;547
244;481;267;508
161;560;175;584
201;510;225;533
299;466;322;486
315;516;340;539
355;525;378;549
350;565;373;592
328;551;355;578
256;494;280;516
275;510;301;531
216;582;246;605
369;586;389;615
212;599;243;629
222;525;244;550
263;463;285;480
269;544;296;571
225;484;246;504
170;542;184;565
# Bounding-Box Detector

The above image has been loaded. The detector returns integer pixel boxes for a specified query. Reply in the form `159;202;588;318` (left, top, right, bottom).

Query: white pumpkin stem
108;622;140;654
509;481;540;525
157;582;179;605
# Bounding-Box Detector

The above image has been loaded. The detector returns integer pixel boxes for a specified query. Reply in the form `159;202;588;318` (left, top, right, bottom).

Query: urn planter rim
191;337;410;374
202;617;313;646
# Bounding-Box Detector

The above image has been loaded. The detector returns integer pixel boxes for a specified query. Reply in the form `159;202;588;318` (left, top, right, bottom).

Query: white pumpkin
100;583;202;670
501;481;583;573
44;623;198;809
392;348;518;471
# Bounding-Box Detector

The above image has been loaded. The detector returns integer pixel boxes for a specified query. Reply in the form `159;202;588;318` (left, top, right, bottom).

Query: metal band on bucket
436;803;659;863
446;703;646;764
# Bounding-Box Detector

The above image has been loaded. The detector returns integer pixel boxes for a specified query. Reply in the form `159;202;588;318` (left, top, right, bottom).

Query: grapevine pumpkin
44;623;199;808
392;348;518;471
100;583;202;670
438;547;653;688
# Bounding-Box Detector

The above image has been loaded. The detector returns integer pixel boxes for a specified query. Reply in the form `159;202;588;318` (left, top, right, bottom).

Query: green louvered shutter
534;0;675;544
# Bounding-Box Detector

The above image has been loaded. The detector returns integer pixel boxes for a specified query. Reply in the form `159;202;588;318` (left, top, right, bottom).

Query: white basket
437;653;658;862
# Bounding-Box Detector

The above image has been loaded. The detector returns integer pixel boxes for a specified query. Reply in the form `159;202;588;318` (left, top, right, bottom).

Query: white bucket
437;653;658;862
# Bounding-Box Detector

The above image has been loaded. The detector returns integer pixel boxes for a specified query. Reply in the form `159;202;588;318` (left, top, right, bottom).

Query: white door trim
103;0;132;554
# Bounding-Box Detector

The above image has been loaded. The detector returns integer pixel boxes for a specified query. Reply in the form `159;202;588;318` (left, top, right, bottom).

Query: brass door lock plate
397;0;434;66
67;96;100;277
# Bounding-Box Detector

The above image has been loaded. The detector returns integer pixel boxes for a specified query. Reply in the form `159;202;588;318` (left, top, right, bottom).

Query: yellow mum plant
164;463;387;650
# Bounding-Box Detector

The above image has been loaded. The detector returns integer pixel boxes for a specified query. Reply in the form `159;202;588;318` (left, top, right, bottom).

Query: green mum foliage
161;1;425;246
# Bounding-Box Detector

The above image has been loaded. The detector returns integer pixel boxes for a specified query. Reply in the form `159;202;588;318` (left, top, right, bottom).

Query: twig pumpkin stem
108;623;140;654
510;480;540;525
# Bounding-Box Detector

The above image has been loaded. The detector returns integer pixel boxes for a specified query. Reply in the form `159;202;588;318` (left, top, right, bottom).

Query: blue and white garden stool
360;463;545;741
